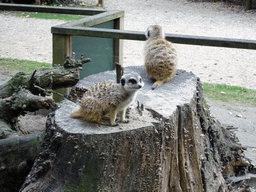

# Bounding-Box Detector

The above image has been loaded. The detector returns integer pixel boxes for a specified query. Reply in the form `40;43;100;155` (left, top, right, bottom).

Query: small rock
236;114;243;118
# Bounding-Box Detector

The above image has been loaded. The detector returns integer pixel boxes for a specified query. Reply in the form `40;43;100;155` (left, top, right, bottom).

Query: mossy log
0;57;91;132
20;66;251;192
0;56;91;191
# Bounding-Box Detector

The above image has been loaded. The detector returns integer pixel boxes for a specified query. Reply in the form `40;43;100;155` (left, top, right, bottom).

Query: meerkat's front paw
122;120;130;124
152;84;157;90
110;123;119;127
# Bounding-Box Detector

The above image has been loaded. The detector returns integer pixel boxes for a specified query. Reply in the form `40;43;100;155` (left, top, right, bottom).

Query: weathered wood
246;0;252;10
0;56;91;131
0;67;80;99
20;66;251;192
98;0;104;7
0;3;105;15
51;26;256;50
53;10;125;29
52;35;72;68
113;16;124;68
0;132;45;191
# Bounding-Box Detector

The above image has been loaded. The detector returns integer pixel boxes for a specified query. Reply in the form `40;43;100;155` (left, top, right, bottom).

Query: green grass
0;58;51;73
8;12;86;21
202;82;256;106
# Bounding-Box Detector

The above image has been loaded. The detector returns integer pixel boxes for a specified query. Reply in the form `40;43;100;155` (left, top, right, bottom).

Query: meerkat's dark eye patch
128;79;137;85
147;30;150;38
121;78;125;86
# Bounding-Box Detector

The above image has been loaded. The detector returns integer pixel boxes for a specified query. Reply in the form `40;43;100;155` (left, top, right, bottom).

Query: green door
72;21;114;79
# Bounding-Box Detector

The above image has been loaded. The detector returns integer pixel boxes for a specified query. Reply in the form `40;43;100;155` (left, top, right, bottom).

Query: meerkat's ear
121;78;125;86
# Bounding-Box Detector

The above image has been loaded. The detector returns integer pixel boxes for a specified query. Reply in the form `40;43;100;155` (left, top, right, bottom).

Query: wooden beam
56;10;124;28
113;16;124;68
245;0;252;10
0;3;105;15
51;27;256;50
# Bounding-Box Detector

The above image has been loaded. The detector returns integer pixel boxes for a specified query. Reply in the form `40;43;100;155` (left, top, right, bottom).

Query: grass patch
202;82;256;106
0;58;51;73
7;11;86;21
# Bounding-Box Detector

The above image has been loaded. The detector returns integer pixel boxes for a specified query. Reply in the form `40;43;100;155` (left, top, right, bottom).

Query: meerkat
70;73;144;126
144;24;178;89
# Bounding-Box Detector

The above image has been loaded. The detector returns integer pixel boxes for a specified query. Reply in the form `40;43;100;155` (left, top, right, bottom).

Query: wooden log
20;66;251;192
0;131;45;191
0;57;91;131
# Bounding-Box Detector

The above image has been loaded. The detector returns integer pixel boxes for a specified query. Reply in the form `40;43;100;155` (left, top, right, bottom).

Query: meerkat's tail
70;108;83;118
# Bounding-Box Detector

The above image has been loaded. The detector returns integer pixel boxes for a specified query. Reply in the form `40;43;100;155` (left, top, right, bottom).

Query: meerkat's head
120;73;144;94
146;25;165;40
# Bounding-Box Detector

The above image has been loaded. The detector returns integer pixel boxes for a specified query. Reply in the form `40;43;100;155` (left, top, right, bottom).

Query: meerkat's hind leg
108;109;119;126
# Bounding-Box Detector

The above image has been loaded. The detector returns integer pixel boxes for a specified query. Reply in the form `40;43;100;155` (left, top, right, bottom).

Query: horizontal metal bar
0;3;105;15
51;26;256;50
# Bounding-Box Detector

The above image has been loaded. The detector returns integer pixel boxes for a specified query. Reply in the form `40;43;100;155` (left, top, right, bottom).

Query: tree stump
20;66;251;192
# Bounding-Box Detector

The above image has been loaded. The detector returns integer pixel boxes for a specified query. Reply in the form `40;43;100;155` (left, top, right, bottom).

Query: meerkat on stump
70;73;144;126
144;25;178;89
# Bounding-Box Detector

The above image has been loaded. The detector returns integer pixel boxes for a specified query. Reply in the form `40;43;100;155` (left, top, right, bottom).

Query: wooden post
246;0;252;10
98;0;103;7
52;34;72;101
35;0;41;5
113;16;124;69
52;34;72;66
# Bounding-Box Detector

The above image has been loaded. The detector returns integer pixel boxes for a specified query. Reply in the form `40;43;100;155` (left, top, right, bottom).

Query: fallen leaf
252;148;256;151
236;114;243;118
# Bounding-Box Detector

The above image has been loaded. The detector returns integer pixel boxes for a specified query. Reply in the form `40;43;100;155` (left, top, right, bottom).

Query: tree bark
20;66;251;192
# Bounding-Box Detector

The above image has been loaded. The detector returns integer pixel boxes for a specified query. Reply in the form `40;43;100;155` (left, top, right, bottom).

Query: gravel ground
0;0;256;182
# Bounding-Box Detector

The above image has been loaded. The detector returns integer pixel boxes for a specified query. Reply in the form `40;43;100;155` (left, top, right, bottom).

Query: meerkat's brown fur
144;25;178;89
70;73;143;126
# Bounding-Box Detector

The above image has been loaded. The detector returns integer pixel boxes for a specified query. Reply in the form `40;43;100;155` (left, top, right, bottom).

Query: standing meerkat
144;25;178;89
70;73;144;126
